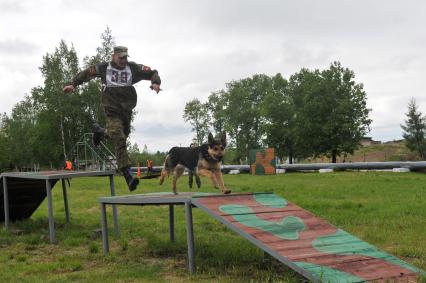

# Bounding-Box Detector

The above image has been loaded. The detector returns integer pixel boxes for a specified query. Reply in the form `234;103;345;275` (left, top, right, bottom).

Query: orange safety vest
65;160;72;170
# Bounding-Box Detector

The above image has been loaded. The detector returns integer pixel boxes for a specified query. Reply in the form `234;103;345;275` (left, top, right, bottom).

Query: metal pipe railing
131;161;426;174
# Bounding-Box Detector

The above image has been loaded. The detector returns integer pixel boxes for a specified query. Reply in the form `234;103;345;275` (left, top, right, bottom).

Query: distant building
360;137;381;147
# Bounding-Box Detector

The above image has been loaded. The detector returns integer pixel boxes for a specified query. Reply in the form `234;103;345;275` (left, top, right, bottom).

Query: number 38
111;70;128;83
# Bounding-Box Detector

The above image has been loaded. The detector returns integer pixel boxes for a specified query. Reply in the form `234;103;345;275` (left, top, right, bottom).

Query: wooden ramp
192;193;424;282
0;175;58;221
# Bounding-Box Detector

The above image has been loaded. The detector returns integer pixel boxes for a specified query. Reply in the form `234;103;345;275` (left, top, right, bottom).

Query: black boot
93;123;105;146
122;167;139;191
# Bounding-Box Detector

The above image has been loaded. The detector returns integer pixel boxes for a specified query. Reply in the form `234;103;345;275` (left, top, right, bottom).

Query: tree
320;62;371;162
33;40;80;165
286;68;323;160
183;98;211;145
128;142;140;155
84;26;115;67
401;98;426;159
219;75;270;161
2;96;39;167
290;62;371;163
207;90;227;134
142;144;148;154
0;113;12;171
261;73;301;163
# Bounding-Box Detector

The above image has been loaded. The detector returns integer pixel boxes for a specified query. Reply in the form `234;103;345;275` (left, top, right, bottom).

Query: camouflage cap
113;46;128;57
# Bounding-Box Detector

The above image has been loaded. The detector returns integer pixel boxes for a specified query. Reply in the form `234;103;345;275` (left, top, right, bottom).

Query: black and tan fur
159;133;230;195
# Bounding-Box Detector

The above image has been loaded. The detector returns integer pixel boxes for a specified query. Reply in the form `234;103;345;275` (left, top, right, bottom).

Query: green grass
1;172;426;282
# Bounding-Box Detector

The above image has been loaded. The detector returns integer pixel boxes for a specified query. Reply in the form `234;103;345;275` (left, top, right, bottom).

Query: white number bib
106;63;132;87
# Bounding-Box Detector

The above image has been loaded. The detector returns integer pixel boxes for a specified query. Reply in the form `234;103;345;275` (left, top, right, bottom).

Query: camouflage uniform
70;58;161;171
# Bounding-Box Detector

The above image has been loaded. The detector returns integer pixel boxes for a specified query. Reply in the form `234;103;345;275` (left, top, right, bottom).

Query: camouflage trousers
102;87;137;171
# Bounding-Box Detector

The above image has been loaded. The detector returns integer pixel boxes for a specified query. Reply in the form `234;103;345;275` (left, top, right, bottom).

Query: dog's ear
221;132;227;147
208;133;214;145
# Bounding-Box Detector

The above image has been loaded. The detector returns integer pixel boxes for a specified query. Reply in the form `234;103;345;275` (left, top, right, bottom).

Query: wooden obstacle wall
249;148;276;175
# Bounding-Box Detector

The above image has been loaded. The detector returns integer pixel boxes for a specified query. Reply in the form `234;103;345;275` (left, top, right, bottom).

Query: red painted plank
366;274;418;283
324;259;418;281
296;253;391;266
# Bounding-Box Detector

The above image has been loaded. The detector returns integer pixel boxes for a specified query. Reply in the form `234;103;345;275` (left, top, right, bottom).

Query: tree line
0;28;115;171
184;62;372;164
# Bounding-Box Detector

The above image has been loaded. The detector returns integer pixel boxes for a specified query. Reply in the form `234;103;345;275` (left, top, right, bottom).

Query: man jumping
63;46;161;191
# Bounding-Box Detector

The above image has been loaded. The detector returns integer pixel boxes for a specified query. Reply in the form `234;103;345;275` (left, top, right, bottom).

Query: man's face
112;53;128;68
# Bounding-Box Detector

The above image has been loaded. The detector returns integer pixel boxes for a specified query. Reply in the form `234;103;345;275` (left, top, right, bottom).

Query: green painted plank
219;204;305;240
294;262;365;283
253;193;288;208
313;229;424;275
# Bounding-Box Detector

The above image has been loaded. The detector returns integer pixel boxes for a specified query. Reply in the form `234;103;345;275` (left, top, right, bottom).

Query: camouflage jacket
71;61;161;89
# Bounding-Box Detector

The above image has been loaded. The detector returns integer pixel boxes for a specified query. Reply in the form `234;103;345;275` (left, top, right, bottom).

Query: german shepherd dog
159;133;231;195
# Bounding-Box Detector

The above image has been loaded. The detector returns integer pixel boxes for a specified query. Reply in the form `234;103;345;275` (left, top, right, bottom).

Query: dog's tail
159;154;171;185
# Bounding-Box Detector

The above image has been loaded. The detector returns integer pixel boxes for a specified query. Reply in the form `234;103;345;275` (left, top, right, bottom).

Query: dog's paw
223;189;231;194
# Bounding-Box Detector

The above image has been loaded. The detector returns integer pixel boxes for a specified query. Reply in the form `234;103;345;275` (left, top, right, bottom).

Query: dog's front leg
197;169;220;189
215;171;231;194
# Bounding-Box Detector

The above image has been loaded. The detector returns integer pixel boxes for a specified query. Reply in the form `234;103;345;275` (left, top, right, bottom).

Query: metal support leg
61;179;70;223
3;177;9;231
101;203;109;254
46;180;56;244
185;201;195;273
169;205;175;242
109;175;119;236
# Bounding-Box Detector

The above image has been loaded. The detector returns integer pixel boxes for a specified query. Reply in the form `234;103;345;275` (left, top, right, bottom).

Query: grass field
1;172;425;282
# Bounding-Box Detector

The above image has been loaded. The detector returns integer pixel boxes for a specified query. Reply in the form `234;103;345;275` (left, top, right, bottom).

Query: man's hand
150;83;161;94
63;85;75;93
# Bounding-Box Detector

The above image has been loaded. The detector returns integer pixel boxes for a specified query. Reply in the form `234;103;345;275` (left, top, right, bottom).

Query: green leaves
1;28;115;168
401;98;426;159
293;62;371;162
183;98;211;145
198;62;371;163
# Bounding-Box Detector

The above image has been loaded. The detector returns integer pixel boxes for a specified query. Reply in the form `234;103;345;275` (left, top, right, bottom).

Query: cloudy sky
1;0;426;152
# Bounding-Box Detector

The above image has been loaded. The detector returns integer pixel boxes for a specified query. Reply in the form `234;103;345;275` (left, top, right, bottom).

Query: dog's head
207;132;226;161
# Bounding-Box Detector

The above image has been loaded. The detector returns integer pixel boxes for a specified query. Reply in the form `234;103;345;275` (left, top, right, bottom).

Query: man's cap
113;46;128;57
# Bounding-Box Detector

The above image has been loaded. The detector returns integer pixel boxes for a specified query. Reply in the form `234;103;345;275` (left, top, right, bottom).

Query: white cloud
0;38;40;56
0;2;26;13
